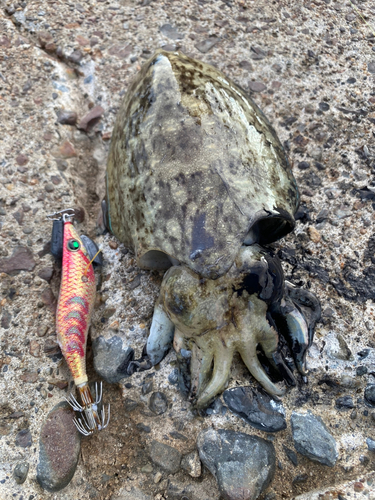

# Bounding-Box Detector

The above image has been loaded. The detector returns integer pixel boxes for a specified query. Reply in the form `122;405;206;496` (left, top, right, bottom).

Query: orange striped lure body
48;209;109;436
57;220;95;385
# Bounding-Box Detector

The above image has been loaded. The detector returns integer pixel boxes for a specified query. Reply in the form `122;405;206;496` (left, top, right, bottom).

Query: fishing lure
47;208;109;436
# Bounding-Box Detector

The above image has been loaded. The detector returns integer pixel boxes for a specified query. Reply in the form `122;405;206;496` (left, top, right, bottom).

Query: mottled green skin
106;49;299;279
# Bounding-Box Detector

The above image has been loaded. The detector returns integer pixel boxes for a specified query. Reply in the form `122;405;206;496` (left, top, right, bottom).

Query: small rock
239;60;253;72
93;335;134;383
137;423;151;433
16;154;29;166
78;105;104;132
326;332;352;361
142;380;153;395
57;111;77;125
124;398;138;412
141;464;153;473
356;366;368;376
149;392;168;415
53;141;77;159
291;410;338;467
181;451;201;478
308;226;321;243
298;161;310;170
15;429;32;448
108;44;132;59
38;267;54;282
366;437;375;452
1;309;11;329
354;482;364;492
13;209;24;225
20;372;38;383
154;471;162;483
248;81;267;92
37;401;80;492
368;61;375;74
223;386;286;432
149;441;181;473
364;385;375;407
43;338;62;358
0;246;36;274
336;396;355;410
197;428;275;500
319;102;330;111
160;24;184;40
13;461;29;484
168;368;179;385
68;49;83;63
283;445;298;466
195;37;220;53
29;340;41;357
310;146;323;161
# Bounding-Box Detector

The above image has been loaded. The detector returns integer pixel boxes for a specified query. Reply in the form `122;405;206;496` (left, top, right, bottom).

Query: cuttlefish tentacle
194;336;234;409
189;341;214;402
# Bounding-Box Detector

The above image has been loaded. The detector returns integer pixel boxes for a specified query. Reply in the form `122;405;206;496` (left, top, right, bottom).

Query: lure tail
47;208;109;436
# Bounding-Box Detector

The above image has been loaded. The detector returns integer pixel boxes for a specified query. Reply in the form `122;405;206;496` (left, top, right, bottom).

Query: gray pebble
168;368;179;385
335;396;355;410
93;335;134;383
223;386;286;432
197;428;275;500
15;429;32;448
149;440;181;473
149;392;168;415
13;461;29;484
195;37;220;53
291;410;338;467
137;423;151;433
365;385;375;407
181;451;201;477
366;437;375;452
142;380;153;395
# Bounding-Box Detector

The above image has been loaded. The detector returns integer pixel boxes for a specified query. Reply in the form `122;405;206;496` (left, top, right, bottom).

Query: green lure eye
67;239;80;251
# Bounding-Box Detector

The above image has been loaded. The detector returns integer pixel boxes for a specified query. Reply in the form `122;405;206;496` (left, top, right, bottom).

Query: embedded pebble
291;411;338;467
223;386;286;432
149;440;181;473
13;461;29;484
160;24;184;40
336;396;355;410
37;401;80;492
366;438;375;452
149;392;168;415
0;246;36;274
78;105;105;131
195;37;220;53
57;110;77;125
92;335;134;383
197;428;275;500
168;368;179;385
142;380;153;395
38;267;54;282
181;451;201;478
15;429;32;448
283;445;298;466
248;81;267;92
364;385;375;407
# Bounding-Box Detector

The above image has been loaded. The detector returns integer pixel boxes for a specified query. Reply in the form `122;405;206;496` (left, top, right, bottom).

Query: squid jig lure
47;208;109;436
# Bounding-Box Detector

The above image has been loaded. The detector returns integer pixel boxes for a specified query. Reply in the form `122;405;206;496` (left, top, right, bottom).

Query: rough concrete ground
0;0;375;499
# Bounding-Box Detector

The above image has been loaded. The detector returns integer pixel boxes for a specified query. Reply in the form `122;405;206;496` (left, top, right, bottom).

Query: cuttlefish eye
67;239;81;251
